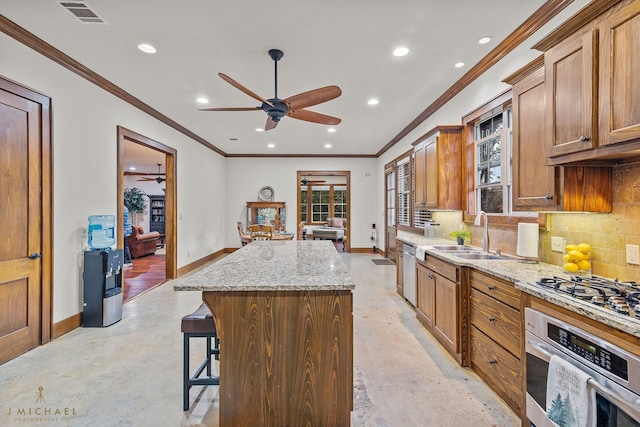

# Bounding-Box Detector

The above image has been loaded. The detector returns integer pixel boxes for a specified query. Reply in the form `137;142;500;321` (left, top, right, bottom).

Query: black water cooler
82;249;123;327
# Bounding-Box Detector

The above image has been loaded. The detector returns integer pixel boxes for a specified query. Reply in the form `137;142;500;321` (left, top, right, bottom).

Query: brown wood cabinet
506;57;613;213
599;1;640;147
416;255;467;365
506;60;560;211
412;126;463;210
469;270;523;416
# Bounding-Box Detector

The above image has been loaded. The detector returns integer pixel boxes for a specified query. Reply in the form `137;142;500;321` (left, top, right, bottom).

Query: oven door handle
527;337;640;420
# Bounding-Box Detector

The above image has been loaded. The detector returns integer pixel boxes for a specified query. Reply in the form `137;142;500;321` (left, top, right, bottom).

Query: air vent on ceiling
58;1;106;24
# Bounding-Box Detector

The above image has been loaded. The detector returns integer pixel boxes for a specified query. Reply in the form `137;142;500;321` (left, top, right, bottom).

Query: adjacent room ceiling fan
135;163;166;184
199;49;342;131
301;176;326;185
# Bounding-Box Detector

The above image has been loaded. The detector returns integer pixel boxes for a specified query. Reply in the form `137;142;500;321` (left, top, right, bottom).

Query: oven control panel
547;323;629;381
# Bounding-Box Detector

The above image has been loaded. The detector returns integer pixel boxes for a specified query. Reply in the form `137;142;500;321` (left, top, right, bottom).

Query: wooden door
599;1;640;146
545;30;597;157
0;87;44;364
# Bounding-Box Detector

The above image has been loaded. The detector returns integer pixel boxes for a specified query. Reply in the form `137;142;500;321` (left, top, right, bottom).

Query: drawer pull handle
488;285;495;291
488;316;495;322
488;359;496;365
580;135;591;142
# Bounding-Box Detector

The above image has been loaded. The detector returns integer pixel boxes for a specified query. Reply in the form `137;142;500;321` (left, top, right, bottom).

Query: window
300;184;347;224
397;159;410;226
386;169;395;227
475;107;512;214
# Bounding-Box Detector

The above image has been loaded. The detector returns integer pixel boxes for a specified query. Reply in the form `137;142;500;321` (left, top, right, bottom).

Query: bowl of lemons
563;243;591;274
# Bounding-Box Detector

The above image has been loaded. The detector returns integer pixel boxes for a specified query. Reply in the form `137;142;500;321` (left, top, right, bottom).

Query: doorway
0;77;52;364
117;127;176;302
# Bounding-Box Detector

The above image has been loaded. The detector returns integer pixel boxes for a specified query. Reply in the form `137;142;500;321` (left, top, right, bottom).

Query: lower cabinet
469;270;523;416
416;256;467;366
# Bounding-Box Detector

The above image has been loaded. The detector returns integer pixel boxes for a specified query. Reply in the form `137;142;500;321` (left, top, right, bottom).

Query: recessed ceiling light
196;97;209;104
393;47;409;57
478;36;492;44
129;166;136;171
327;128;336;133
267;143;275;148
137;43;156;54
367;98;379;106
255;128;264;132
324;143;332;149
454;62;465;68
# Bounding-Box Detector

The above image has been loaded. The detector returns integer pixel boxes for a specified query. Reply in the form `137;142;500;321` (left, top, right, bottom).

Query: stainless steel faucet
474;210;489;252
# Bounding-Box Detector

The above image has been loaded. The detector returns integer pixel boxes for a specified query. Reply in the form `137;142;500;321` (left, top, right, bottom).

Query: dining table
173;240;355;426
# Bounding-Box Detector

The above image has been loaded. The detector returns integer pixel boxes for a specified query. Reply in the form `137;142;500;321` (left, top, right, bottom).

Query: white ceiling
2;0;577;164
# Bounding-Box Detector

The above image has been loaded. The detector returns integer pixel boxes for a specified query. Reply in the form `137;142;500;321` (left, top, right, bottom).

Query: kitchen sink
452;252;514;261
430;245;474;251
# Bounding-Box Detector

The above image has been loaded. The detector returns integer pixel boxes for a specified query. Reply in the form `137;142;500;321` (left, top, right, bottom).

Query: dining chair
297;222;305;240
248;224;274;241
270;219;284;232
237;221;251;246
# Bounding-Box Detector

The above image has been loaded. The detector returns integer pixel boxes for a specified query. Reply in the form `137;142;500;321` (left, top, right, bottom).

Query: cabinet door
433;274;458;355
512;67;559;210
416;264;434;330
424;137;438;208
599;1;640;146
545;30;597;157
413;144;426;207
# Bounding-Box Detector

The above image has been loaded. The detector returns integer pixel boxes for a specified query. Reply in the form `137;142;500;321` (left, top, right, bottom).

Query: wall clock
258;186;274;201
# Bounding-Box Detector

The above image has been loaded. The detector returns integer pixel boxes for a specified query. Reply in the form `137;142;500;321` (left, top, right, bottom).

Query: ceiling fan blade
198;107;261;112
125;171;166;176
218;73;274;107
136;177;156;181
284;86;342;111
288;109;342;125
264;116;279;131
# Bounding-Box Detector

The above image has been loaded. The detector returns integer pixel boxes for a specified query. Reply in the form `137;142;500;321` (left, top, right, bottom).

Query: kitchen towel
546;355;592;427
517;222;539;259
415;245;431;262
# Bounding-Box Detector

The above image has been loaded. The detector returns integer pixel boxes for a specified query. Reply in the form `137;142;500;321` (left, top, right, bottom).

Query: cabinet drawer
470;326;522;414
469;270;519;309
470;289;521;357
423;256;458;283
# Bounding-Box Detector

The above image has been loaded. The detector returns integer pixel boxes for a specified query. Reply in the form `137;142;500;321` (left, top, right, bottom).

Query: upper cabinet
599;1;640;146
505;59;560;211
412;126;463;210
533;0;640;164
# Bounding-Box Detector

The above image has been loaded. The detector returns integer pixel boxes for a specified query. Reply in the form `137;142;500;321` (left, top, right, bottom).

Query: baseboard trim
52;312;81;339
350;247;385;256
177;248;227;276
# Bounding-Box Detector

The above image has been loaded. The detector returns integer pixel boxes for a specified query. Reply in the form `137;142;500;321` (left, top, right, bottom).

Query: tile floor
0;253;519;426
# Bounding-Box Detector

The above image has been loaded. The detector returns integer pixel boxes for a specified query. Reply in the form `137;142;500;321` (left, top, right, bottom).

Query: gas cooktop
535;275;640;321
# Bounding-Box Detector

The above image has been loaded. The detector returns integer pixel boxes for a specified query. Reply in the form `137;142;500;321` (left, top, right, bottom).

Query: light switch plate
551;236;564;252
626;244;640;265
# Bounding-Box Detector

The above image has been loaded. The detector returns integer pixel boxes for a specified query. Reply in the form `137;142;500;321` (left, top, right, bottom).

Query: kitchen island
174;240;355;426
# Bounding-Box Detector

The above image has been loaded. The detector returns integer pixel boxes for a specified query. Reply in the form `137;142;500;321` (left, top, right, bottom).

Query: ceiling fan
135;163;166;184
301;177;326;185
199;49;342;131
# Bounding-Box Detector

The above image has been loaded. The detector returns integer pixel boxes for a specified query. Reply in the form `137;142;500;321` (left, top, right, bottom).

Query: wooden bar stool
181;303;219;411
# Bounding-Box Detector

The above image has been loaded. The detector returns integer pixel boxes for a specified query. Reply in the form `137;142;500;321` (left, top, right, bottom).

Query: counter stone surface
396;232;640;338
173;240;355;291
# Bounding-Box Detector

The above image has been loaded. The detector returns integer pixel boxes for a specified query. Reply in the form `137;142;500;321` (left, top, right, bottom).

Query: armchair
127;225;161;258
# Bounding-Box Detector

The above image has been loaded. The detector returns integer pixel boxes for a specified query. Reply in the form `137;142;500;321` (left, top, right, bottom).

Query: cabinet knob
488;359;497;365
545;194;553;200
488;285;495;291
580;135;591;142
488;316;496;322
28;252;42;259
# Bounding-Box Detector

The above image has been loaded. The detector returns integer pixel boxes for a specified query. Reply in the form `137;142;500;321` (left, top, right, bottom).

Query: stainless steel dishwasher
402;244;416;306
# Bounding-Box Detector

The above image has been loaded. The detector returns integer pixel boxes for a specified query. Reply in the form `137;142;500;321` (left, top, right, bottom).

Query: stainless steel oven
525;308;640;426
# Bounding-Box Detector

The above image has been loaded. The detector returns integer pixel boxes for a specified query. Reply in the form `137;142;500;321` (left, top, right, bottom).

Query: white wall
1;34;226;323
225;157;378;248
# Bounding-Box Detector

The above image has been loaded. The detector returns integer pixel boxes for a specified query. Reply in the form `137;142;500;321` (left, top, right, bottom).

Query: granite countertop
173;240;356;292
397;233;640;338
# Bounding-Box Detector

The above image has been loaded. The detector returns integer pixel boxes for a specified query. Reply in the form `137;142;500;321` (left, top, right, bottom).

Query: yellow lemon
568;250;586;261
577;260;591;271
563;254;571;262
564;262;579;273
582;252;590;260
578;243;591;253
565;244;579;252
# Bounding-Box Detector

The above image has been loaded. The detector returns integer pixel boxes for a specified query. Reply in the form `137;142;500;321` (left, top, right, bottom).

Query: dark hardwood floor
123;253;166;303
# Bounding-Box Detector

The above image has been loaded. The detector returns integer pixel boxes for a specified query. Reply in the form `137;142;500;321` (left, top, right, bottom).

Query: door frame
0;76;53;345
117;127;177;279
